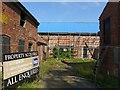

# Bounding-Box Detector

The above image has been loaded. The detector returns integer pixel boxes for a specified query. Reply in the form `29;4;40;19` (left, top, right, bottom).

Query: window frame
20;12;26;28
83;47;88;58
18;39;25;52
0;35;10;54
28;43;33;52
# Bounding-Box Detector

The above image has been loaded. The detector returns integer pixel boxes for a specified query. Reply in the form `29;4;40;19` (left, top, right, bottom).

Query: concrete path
42;62;99;89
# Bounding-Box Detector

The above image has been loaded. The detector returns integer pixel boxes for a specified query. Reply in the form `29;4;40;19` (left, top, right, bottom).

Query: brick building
37;35;47;61
1;1;39;53
38;32;100;59
99;2;120;77
1;1;47;61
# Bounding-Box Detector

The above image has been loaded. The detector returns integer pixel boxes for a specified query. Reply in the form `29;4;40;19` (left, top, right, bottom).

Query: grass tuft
17;57;119;89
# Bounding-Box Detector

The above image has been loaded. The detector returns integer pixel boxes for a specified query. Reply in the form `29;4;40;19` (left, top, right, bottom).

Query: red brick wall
100;2;119;46
40;34;100;59
2;2;38;53
26;17;38;51
100;47;118;76
99;2;120;77
119;2;120;45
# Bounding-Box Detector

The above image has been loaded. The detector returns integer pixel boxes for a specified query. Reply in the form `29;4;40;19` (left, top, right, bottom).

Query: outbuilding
99;1;120;77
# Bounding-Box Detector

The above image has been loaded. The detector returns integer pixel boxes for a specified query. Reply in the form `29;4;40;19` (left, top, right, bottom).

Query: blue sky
21;2;107;33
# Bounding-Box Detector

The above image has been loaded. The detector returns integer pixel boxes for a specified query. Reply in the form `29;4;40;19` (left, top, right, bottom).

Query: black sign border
2;51;39;89
3;67;39;89
3;51;38;62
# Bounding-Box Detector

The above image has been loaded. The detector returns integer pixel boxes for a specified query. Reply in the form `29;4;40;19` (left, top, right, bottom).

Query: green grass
0;72;2;90
17;79;46;89
18;57;65;89
18;57;119;89
64;58;95;79
96;74;119;89
19;58;96;88
65;58;119;88
74;62;95;79
68;58;94;62
42;57;65;76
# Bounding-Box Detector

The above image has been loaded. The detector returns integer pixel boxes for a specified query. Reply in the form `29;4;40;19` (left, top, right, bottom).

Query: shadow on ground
43;60;99;89
61;60;94;68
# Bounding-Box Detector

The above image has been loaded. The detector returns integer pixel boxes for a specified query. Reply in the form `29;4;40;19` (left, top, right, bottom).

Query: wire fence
39;22;99;33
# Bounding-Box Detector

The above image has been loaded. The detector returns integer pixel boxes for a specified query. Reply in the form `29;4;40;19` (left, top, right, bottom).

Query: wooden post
47;32;49;57
78;33;81;58
57;33;59;60
40;45;43;79
69;33;71;58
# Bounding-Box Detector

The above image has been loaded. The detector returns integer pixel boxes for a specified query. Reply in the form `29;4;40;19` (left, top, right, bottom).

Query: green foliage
17;79;46;89
18;57;64;89
53;46;74;59
18;58;119;89
69;59;95;79
96;74;119;88
53;46;59;58
42;58;65;74
0;72;2;90
70;58;119;88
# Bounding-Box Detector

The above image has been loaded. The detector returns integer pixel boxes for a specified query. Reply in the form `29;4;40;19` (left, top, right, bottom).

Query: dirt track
42;61;99;89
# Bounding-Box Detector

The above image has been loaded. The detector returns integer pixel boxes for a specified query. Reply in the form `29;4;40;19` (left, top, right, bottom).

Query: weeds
18;57;64;89
66;58;119;88
65;58;95;79
18;57;119;89
96;74;119;89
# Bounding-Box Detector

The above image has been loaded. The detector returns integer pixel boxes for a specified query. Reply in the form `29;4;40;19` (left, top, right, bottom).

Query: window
0;35;10;62
103;17;110;45
18;40;25;52
20;12;26;27
0;35;10;54
28;43;33;52
83;47;87;58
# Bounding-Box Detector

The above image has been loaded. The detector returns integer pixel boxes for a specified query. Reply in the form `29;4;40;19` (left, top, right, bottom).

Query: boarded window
0;35;10;54
20;13;26;27
103;17;110;45
18;40;25;52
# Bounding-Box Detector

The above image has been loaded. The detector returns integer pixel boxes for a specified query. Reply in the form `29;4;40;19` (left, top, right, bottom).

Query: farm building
38;32;100;59
99;2;120;77
37;35;47;61
1;1;47;61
